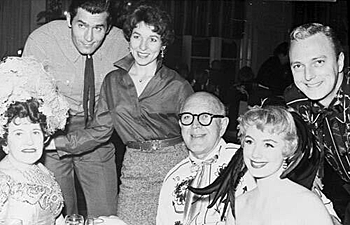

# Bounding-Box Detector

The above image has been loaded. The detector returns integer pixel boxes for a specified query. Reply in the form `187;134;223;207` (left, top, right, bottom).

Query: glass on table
65;214;84;225
85;216;104;225
0;218;23;225
84;217;94;225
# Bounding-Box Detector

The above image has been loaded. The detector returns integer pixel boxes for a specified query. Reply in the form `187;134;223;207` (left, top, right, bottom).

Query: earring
282;158;288;170
161;49;165;58
2;145;9;154
44;136;51;145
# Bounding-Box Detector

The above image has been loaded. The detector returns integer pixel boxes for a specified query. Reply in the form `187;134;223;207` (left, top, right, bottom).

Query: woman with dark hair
0;57;69;225
56;3;194;224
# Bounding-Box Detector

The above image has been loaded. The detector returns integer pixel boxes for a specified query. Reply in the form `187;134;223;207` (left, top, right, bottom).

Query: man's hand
54;135;69;150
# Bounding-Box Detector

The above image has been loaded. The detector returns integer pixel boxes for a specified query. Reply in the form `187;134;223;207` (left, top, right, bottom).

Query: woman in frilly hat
0;57;69;225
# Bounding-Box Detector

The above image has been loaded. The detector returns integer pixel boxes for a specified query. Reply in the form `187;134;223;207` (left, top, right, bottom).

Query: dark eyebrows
245;134;253;140
76;20;106;29
290;61;300;67
245;134;278;144
76;19;87;25
94;24;106;29
263;139;278;144
150;34;161;39
10;128;23;133
312;55;327;61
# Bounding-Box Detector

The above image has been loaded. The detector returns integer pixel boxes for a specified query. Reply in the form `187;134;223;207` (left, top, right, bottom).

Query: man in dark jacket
249;42;293;106
284;22;347;225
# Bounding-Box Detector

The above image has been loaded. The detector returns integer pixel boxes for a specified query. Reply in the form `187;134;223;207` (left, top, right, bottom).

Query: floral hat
0;56;69;137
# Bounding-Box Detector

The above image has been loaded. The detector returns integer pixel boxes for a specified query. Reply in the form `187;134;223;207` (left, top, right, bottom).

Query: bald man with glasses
157;92;340;225
156;92;255;225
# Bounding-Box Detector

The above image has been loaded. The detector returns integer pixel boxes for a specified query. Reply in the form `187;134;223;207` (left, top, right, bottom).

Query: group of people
1;0;193;224
176;22;348;225
0;0;349;225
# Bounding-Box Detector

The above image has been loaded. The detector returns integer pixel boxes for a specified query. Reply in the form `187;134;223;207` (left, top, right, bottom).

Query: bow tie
310;100;343;116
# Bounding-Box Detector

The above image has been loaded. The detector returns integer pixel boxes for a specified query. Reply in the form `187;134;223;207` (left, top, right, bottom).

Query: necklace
138;76;152;83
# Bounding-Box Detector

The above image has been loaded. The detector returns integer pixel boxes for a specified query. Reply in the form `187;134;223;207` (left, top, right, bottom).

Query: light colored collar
189;138;226;166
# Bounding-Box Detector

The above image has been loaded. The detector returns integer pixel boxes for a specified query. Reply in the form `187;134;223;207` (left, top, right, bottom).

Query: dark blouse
63;54;194;154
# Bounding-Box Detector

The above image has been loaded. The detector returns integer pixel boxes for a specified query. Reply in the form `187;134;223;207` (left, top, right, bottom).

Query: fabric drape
0;0;31;58
183;156;218;225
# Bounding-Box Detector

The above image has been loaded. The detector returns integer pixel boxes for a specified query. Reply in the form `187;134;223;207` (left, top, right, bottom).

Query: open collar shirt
22;20;129;116
61;54;194;154
156;139;256;225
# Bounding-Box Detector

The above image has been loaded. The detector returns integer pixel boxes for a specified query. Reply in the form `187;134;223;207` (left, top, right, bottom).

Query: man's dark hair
68;0;113;26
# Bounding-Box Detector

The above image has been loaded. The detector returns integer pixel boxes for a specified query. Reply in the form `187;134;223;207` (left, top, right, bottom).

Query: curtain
292;0;348;58
0;0;31;59
124;0;245;38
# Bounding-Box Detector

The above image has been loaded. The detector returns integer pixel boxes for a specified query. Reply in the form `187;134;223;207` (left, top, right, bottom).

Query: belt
126;137;183;152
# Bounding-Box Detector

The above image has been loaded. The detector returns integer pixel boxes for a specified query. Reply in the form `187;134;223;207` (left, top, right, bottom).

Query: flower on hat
0;56;69;137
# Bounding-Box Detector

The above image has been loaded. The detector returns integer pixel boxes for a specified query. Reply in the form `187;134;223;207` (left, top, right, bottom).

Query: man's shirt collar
188;138;226;166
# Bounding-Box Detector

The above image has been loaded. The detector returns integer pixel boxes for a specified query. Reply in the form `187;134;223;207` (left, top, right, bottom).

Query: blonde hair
290;23;343;60
238;105;298;157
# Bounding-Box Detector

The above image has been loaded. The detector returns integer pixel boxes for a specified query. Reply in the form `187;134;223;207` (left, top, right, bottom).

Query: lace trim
0;167;63;216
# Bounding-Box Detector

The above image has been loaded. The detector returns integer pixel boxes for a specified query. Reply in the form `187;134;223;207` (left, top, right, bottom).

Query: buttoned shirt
60;54;194;154
285;75;350;183
156;139;256;225
22;20;129;116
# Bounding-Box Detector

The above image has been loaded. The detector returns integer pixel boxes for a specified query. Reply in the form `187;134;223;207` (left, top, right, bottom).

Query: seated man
156;92;340;225
156;92;255;225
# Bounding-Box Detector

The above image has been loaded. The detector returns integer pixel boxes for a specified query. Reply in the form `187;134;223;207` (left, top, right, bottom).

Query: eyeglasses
178;112;225;126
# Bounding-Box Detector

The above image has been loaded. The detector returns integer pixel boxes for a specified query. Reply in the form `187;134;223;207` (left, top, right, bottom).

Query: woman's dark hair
0;98;47;146
122;3;175;47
